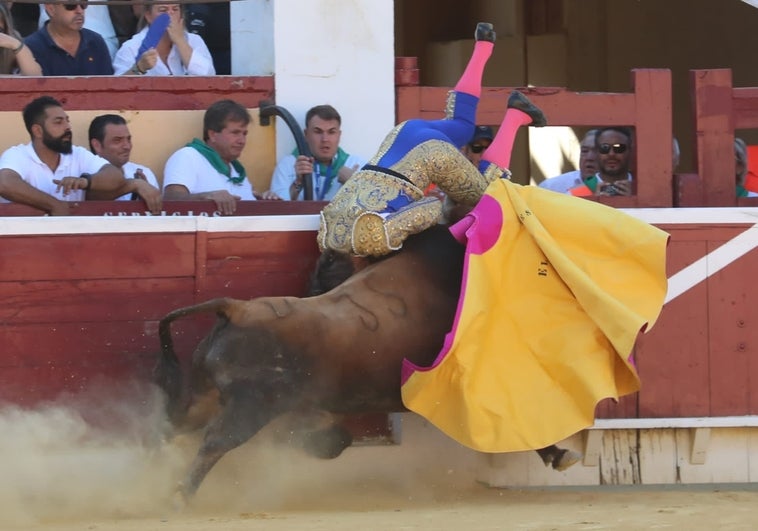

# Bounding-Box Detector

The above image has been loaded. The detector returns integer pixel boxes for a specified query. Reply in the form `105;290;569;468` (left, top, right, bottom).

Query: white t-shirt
115;161;160;201
269;152;367;201
113;27;215;76
539;170;584;194
163;147;255;200
0;143;110;203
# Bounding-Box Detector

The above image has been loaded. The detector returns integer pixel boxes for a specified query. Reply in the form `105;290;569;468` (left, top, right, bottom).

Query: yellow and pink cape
401;180;669;452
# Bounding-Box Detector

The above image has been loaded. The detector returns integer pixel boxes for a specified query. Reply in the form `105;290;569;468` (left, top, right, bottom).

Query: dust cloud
0;380;187;527
0;379;482;528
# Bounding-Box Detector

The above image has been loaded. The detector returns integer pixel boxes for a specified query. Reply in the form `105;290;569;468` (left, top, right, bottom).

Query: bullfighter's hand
208;190;242;215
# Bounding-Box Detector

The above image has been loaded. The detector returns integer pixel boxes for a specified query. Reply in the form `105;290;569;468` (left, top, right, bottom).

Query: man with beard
592;126;634;196
0;96;161;215
163;99;266;215
88;114;161;201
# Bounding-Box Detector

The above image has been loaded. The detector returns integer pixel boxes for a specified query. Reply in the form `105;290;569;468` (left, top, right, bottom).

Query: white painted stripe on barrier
0;214;321;235
622;207;758;225
591;416;758;429
665;222;758;303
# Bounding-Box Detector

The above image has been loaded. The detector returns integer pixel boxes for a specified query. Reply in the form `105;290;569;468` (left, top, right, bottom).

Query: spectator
593;126;634;196
38;1;131;59
163;99;258;215
0;96;160;215
735;137;758;197
268;104;367;201
24;1;113;76
185;2;230;74
461;125;493;167
539;129;599;194
113;1;214;76
0;3;41;75
565;126;634;197
88;114;161;202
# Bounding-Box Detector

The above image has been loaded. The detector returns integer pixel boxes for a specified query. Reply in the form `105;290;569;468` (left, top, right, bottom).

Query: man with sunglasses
461;125;493;167
24;1;113;76
565;127;633;197
593;127;634;196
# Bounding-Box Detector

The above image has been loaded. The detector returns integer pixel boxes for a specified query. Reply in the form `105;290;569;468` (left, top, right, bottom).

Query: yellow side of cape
401;180;669;452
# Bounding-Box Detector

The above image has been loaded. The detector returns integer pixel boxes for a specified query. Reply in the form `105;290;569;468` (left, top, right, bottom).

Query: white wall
231;0;396;164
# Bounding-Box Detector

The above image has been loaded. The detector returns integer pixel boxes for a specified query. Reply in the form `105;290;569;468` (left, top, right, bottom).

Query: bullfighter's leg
177;384;280;502
478;90;547;177
379;22;495;167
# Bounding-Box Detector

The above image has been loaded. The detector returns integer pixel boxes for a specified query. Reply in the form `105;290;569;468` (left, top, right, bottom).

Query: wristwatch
80;173;92;190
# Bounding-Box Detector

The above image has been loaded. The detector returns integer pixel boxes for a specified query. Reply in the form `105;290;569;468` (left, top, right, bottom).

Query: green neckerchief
582;174;599;193
186;138;247;185
291;147;350;199
737;184;749;198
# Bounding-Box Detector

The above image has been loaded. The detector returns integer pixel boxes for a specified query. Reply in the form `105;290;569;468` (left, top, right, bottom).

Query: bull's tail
155;297;234;423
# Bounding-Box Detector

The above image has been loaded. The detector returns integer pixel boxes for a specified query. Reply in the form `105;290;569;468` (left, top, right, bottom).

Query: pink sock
453;41;494;98
482;108;532;169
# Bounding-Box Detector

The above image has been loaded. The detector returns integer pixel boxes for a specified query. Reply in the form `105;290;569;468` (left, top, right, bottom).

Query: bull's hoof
552;449;582;471
171;488;189;512
302;425;353;459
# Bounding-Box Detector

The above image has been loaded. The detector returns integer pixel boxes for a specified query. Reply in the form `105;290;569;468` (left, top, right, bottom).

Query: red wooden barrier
396;69;674;208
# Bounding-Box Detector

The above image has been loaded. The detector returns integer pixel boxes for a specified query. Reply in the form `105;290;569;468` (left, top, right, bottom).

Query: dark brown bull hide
156;224;578;503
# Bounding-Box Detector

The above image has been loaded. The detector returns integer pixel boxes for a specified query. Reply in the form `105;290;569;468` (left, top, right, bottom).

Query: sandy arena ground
2;385;757;530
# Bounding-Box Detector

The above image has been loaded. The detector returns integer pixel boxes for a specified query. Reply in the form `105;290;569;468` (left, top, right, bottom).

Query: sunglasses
598;143;628;155
469;144;488;154
63;2;88;11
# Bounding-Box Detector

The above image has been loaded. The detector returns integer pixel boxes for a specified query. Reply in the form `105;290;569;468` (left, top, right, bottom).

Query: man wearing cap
461;125;493;167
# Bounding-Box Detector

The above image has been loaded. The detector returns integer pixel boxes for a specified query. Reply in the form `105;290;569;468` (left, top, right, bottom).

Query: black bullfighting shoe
508;90;547;127
475;22;496;43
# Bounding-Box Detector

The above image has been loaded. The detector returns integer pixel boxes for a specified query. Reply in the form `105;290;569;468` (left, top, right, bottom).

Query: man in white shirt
0;96;161;215
539;129;599;194
163;99;257;215
268;104;366;201
88;114;161;202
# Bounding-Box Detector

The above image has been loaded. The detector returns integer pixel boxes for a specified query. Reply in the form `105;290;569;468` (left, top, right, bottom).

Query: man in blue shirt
25;1;113;76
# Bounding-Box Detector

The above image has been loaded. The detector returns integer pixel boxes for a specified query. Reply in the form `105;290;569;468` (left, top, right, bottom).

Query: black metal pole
259;102;314;200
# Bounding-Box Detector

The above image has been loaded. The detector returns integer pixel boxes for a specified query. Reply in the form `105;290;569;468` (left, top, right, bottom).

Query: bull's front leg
175;384;281;506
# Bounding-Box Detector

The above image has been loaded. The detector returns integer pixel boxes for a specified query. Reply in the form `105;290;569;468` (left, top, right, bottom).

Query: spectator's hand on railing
207;190;242;215
132;179;162;214
256;190;283;200
49;200;73;216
